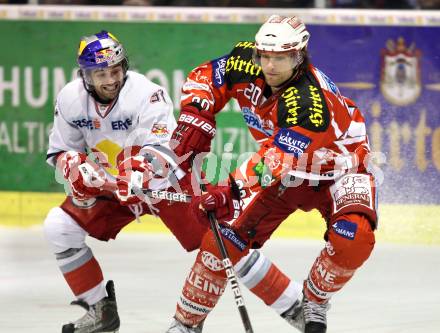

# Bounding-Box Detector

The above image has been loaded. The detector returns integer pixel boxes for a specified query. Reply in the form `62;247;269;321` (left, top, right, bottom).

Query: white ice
1;228;439;332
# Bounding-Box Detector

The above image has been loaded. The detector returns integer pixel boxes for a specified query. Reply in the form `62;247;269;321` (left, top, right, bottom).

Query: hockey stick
191;161;254;333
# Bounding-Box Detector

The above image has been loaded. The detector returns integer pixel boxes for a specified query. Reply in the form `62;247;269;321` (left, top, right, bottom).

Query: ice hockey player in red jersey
167;15;377;333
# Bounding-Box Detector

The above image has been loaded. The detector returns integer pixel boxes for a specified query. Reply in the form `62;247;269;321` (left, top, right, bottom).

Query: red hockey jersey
181;41;370;191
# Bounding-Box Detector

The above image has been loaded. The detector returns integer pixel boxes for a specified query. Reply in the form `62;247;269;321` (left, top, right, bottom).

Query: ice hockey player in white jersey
43;31;180;333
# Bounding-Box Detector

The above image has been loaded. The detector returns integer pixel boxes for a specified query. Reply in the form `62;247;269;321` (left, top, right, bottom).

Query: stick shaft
192;166;254;333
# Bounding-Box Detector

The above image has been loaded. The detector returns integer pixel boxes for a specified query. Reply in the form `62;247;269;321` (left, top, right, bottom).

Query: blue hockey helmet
77;31;128;90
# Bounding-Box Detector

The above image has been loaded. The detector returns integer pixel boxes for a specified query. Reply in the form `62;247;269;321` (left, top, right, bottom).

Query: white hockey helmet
255;15;310;53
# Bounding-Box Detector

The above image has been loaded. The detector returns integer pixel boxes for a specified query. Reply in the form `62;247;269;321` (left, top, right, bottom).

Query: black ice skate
62;280;120;333
281;295;329;333
302;296;329;333
165;317;204;333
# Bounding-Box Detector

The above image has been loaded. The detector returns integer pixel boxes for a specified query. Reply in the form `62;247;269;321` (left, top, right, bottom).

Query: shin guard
56;246;105;305
175;249;227;326
175;227;244;326
305;214;375;303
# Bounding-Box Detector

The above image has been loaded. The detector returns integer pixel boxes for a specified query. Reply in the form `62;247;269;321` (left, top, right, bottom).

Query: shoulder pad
225;42;263;88
124;71;155;94
122;71;169;104
278;71;330;132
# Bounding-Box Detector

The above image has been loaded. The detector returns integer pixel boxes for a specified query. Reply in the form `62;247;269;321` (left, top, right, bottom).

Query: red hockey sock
56;247;104;304
175;250;227;326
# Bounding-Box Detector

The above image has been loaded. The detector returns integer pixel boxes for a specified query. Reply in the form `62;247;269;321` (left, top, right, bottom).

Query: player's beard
95;80;123;103
264;69;295;92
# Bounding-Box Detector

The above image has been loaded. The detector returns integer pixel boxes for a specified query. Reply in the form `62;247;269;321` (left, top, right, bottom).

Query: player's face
91;64;124;101
259;51;296;90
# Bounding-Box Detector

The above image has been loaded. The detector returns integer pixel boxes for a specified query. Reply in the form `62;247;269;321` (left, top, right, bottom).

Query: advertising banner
0;7;439;204
307;24;440;203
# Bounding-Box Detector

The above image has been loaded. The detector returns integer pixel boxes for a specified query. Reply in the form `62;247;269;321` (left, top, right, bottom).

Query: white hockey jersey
47;71;179;188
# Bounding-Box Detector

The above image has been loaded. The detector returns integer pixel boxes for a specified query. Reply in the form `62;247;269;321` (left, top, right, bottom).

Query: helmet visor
253;49;303;73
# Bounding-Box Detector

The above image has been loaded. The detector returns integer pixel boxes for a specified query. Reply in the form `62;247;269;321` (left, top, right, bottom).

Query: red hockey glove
57;151;104;200
190;179;242;226
171;104;216;171
116;155;154;205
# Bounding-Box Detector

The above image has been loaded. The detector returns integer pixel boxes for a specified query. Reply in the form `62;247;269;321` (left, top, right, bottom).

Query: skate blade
61;325;119;333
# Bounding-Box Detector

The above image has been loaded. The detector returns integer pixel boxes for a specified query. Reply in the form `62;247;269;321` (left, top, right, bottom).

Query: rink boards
1;191;439;245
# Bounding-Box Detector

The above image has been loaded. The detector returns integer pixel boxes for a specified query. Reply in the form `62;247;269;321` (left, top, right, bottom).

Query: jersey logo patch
224;45;262;88
330;174;374;214
72;118;99;130
332;220;357;240
150;89;165;104
211;56;227;88
252;160;273;188
274;128;311;158
93;118;101;129
151;123;169;137
242;107;274;136
111;118;132;130
316;68;339;95
278;73;330;132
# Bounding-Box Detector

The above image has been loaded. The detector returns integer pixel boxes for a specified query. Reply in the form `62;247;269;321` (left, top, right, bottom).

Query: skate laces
63;281;119;333
303;297;330;325
166;318;203;333
70;297;112;330
71;302;99;329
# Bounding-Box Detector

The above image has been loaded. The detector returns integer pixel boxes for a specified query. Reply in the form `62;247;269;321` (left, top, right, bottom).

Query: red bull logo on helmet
95;48;116;64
